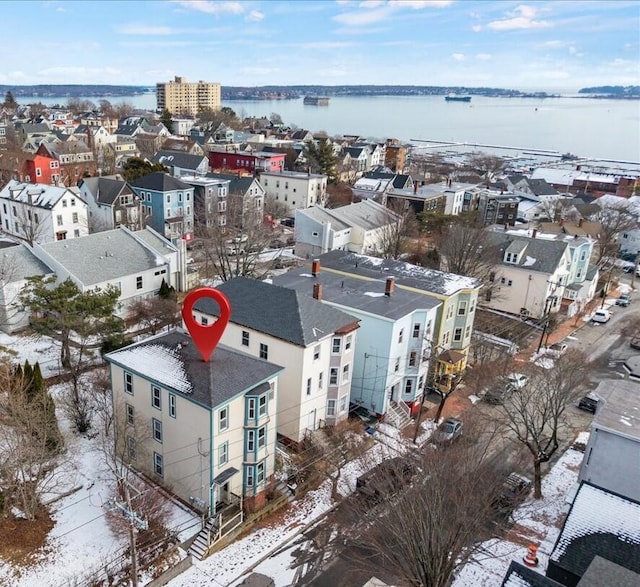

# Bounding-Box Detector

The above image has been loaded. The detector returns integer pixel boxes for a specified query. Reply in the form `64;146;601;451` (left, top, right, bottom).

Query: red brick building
208;149;285;174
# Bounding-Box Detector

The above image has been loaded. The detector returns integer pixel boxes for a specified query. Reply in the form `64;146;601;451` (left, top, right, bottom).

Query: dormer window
505;252;519;264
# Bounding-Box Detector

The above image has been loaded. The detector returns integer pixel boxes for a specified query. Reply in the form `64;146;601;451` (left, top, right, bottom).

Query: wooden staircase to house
386;401;412;430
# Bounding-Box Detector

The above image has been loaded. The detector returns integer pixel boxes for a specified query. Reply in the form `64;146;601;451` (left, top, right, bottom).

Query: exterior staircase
188;519;215;560
386;401;412;430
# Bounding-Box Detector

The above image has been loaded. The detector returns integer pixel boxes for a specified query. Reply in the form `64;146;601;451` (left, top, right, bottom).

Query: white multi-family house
294;199;400;258
274;260;442;427
259;170;327;213
105;329;284;528
30;226;187;315
0;243;55;333
0;180;88;244
190;277;360;443
296;251;481;389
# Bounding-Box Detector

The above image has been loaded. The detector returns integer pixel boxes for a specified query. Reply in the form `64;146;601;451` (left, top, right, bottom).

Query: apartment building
156;76;221;116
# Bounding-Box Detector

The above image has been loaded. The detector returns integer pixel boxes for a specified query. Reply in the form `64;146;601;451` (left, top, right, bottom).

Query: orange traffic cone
523;544;539;567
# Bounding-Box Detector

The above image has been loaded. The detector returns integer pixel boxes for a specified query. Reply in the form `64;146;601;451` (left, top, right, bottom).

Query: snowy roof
500;561;562;587
273;267;441;320
105;331;283;407
0;243;54;281
487;232;570;275
194;277;359;347
549;482;640;578
316;250;481;296
37;227;169;287
0;180;79;210
298;200;398;233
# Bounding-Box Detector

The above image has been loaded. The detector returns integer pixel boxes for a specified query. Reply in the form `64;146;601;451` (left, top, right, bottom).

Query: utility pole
109;479;148;587
537;297;552;353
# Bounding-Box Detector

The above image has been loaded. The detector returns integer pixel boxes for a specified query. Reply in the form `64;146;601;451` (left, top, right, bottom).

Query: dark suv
356;457;415;503
493;473;532;514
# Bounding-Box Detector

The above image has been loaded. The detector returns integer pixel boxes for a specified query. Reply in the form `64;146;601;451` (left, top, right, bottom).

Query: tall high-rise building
156;76;221;116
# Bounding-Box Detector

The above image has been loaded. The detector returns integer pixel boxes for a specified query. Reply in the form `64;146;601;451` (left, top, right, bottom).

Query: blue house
130;172;195;244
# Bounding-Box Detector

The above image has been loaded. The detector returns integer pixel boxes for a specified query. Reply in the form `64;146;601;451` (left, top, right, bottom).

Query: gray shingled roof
130;172;191;192
106;331;283;408
81;177;132;205
488;233;570;275
150;150;207;171
273;267;441;320
317;250;481;296
500;561;563;587
0;243;53;281
132;228;178;256
208;173;258;195
549;482;640;579
38;228;166;287
193;277;358;347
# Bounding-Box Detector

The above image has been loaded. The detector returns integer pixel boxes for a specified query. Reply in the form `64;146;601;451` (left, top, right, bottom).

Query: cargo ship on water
444;95;472;102
303;96;330;105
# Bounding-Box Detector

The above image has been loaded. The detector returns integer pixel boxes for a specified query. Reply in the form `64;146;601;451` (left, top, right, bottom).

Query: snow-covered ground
0;331;61;377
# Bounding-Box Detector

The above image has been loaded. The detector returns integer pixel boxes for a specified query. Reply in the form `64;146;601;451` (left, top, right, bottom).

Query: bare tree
0;359;64;520
589;200;638;264
378;199;417;259
126;296;179;336
344;418;517;587
467;153;506;180
493;351;587;498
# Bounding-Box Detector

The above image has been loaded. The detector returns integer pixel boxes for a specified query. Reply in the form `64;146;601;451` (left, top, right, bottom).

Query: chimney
532;229;537;239
414;182;418;194
447;178;452;187
385;277;395;297
312;258;320;277
578;218;584;227
313;282;322;300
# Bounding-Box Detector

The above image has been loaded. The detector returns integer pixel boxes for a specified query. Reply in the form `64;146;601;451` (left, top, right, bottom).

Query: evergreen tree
4;90;17;109
23;360;35;401
158;278;170;299
159;109;173;131
121;157;168;182
303;138;338;183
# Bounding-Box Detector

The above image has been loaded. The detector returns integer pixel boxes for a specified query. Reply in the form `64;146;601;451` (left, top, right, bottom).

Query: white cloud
541;70;570;80
334;0;451;26
472;24;482;32
118;25;176;35
333;6;393;25
246;10;264;21
56;6;66;12
172;0;243;16
35;66;122;83
475;53;492;61
241;67;280;76
388;0;453;7
487;5;552;31
0;71;27;83
359;0;384;7
451;53;465;61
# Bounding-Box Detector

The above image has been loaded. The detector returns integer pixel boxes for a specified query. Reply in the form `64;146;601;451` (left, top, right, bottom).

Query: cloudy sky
1;0;638;90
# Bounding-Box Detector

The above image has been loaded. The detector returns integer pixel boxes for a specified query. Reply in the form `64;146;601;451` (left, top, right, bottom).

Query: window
405;379;414;394
199;316;209;326
398;329;404;343
412;324;420;338
73;229;80;237
153;452;163;476
454;328;463;342
152;385;161;409
127;436;136;460
330;368;338;385
219;407;228;431
62;199;68;207
248;398;256;420
394;358;400;372
136;276;143;290
409;352;417;367
247;429;255;452
124;372;133;395
242;330;249;346
246;466;254;487
126;403;134;425
169;393;176;418
345;335;352;350
446;305;454;320
332;337;341;353
313;345;320;360
469;299;476;313
258;427;266;449
342;364;350;383
166;195;170;204
339;395;348;413
152;418;162;443
458;301;467;316
259;343;268;360
218;442;228;466
318;371;323;390
56;215;63;226
465;325;471;339
258;394;267;416
327;399;336;416
306;377;312;396
70;198;75;206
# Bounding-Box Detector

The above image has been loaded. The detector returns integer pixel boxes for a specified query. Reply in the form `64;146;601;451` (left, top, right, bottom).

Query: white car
546;342;568;358
505;373;528;389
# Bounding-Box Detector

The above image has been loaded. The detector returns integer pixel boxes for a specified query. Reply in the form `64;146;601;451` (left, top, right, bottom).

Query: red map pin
181;287;232;362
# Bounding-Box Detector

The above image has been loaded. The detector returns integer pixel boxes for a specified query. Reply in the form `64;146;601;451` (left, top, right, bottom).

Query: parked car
578;395;599;414
631;336;640;350
616;294;632;307
349;403;378;425
432;417;463;444
505;373;528;389
356;457;415;503
484;384;516;405
280;217;295;228
592;309;611;323
493;473;532;514
546;342;568;358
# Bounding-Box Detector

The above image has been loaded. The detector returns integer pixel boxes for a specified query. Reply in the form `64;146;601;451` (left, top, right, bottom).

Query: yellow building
156;76;221;116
